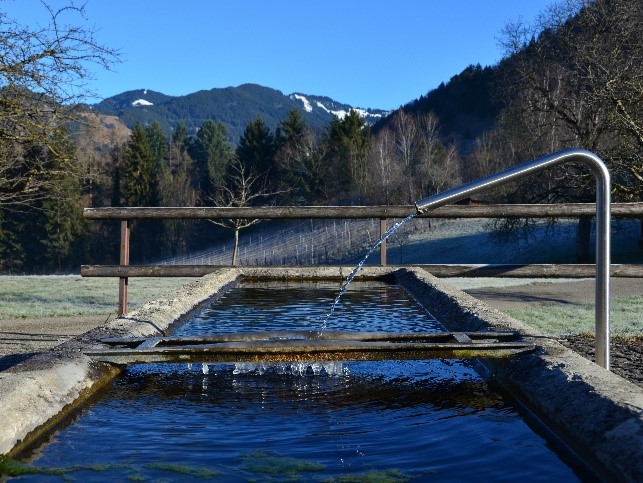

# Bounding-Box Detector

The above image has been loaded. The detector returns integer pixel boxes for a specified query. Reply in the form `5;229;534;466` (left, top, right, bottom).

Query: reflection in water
15;282;580;482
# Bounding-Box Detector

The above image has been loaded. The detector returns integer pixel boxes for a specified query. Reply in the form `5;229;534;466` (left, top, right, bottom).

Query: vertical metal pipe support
415;149;611;369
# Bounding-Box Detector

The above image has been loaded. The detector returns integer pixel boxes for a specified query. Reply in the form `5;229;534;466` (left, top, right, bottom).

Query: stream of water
318;212;417;335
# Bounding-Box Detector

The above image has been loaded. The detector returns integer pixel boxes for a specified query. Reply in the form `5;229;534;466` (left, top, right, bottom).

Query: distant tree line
80;107;460;265
0;73;461;272
0;1;118;272
463;0;643;250
469;0;643;203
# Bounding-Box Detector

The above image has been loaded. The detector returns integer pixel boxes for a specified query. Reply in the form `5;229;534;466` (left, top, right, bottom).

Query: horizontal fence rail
80;263;643;278
84;203;643;220
82;203;643;317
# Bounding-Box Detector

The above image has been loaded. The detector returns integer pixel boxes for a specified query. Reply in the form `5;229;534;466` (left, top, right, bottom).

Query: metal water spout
415;149;611;370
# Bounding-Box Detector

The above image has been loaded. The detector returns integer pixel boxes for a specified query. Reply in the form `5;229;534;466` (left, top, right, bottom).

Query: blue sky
4;0;554;110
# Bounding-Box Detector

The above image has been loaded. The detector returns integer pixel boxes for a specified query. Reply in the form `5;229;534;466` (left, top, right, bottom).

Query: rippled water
13;282;580;482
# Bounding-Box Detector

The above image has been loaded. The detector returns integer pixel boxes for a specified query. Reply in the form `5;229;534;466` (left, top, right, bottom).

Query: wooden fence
82;203;643;314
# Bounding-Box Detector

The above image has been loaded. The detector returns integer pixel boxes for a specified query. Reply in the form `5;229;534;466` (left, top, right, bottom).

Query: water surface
13;282;580;482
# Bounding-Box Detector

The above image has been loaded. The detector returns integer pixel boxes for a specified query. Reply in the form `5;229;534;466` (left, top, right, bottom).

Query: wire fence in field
158;217;424;267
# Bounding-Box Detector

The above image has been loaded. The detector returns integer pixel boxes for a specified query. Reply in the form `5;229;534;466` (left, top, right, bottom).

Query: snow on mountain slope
132;99;154;106
289;93;388;124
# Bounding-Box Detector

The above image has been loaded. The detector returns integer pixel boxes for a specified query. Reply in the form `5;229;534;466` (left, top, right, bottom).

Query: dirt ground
0;315;109;370
466;278;643;388
463;277;642;312
1;278;641;387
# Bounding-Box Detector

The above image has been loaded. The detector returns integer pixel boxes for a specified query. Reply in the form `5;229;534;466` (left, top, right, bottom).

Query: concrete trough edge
395;267;643;483
0;265;388;457
0;268;241;456
1;264;642;483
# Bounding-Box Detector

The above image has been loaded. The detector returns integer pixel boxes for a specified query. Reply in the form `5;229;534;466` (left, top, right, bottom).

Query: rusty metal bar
85;330;534;365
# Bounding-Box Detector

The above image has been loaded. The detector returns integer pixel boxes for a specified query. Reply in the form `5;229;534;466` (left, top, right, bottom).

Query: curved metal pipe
415;149;611;369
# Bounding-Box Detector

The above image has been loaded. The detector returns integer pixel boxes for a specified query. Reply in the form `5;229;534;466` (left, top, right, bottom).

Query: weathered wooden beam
118;220;130;316
80;263;643;278
417;264;643;278
83;203;643;220
81;264;225;277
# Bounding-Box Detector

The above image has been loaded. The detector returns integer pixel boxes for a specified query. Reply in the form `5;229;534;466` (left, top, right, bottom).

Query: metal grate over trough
85;330;535;365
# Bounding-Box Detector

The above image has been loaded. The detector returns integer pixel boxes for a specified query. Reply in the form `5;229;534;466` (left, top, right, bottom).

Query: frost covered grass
0;217;641;333
0;275;193;319
505;296;643;336
449;277;643;336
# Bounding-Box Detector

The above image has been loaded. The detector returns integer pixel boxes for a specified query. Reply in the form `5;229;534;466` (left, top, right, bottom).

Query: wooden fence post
118;220;130;315
380;218;387;266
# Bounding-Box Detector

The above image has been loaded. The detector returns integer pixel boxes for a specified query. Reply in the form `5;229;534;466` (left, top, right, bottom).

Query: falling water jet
317;212;417;336
232;361;345;376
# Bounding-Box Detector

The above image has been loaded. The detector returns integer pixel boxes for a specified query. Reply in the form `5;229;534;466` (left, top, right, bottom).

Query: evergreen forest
1;0;642;272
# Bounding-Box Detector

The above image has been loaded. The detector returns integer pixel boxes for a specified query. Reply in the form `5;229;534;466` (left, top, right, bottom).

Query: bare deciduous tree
499;0;643;202
208;158;286;266
370;110;459;203
0;1;119;209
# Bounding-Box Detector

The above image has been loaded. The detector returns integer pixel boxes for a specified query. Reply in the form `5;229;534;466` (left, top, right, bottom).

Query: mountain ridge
91;83;389;143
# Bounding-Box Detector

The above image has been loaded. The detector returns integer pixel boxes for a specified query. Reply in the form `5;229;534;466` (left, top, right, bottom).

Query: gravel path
0;315;108;370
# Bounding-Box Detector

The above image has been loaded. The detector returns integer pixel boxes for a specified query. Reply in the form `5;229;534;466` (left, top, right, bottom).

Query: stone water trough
1;266;642;481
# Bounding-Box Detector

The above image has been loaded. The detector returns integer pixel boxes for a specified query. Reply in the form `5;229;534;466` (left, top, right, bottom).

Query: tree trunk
232;228;239;266
576;216;592;262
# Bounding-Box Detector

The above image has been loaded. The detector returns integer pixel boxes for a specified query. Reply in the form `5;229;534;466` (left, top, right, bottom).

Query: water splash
232;361;345;376
318;212;417;335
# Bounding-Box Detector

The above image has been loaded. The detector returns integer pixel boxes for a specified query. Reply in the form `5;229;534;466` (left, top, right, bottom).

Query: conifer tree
146;121;169;175
0;125;84;271
236;117;276;182
40;126;85;269
117;122;159;261
119;122;157;207
158;122;197;256
275;109;320;202
276;108;306;146
189;120;234;198
323;110;372;200
172;122;190;156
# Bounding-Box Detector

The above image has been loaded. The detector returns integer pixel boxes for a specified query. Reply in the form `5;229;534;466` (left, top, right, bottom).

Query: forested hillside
1;0;641;272
378;0;643;204
374;64;501;149
91;83;387;143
